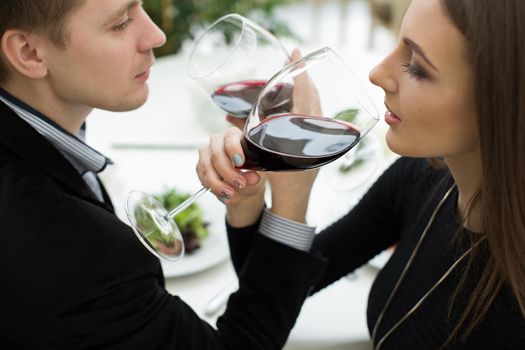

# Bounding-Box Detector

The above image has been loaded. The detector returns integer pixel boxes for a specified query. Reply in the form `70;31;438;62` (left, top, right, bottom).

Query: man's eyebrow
403;37;438;71
104;0;141;26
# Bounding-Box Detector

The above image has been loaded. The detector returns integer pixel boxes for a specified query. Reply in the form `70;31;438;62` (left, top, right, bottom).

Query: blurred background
143;0;408;57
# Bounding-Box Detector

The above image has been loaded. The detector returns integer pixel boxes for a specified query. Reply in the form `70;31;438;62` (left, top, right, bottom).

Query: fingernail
232;153;244;167
219;190;232;204
233;179;245;189
219;195;229;204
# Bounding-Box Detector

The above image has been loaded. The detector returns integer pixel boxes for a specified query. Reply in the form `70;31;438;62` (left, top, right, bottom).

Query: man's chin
104;93;149;112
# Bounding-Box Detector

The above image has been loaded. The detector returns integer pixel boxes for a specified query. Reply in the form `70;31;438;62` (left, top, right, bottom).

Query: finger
289;49;310;97
242;171;261;186
289;51;322;117
226;114;247;130
222;127;246;168
197;142;235;204
209;131;248;190
222;128;266;189
290;48;302;61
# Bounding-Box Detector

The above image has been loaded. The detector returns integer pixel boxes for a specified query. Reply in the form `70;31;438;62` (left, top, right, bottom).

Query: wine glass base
126;191;185;262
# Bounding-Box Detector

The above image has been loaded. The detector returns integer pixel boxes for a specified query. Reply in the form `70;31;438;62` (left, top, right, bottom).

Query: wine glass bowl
187;13;290;118
126;191;184;262
240;47;380;172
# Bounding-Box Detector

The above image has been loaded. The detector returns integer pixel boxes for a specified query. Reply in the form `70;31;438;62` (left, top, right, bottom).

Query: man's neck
1;80;92;134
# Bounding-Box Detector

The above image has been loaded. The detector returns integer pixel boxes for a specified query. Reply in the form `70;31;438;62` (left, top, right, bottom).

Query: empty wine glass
126;188;209;261
187;13;290;119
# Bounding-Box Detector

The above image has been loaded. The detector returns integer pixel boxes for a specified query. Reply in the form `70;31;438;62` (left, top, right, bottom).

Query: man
0;1;326;349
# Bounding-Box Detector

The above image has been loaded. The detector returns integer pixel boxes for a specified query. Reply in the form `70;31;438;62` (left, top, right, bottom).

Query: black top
0;100;328;350
229;157;525;349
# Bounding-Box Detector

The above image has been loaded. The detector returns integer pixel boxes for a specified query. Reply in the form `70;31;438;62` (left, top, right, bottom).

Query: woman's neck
445;151;483;232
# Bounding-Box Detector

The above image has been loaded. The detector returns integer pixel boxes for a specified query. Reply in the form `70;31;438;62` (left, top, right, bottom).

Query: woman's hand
197;127;266;227
289;49;322;117
265;169;318;224
265;49;321;223
201;49;321;225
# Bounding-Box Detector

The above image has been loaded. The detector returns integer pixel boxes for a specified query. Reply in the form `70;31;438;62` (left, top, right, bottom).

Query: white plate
161;213;230;278
158;193;231;278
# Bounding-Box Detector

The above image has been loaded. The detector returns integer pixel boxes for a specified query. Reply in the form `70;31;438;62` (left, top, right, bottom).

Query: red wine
211;80;293;118
241;114;361;171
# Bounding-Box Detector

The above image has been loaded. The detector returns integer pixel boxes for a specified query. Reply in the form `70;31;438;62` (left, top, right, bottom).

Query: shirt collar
0;87;112;174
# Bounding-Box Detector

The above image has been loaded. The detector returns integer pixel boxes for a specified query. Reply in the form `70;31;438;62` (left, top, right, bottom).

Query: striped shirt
259;208;316;252
0;88;112;202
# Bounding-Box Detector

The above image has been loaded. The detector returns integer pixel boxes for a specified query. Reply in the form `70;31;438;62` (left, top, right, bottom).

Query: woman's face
369;0;479;159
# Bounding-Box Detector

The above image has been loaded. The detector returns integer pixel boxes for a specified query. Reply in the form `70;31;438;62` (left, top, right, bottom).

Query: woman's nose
369;57;397;94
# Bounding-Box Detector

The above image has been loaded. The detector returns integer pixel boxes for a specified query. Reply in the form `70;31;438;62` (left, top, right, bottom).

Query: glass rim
126;190;185;262
247;46;380;134
187;13;285;81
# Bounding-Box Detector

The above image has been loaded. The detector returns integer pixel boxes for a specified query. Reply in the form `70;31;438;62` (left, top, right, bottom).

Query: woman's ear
1;29;48;80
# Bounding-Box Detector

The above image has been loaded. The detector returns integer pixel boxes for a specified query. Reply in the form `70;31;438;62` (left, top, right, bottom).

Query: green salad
134;188;210;254
155;189;210;253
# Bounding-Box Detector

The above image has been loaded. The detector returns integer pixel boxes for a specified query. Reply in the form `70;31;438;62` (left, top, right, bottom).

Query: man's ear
1;29;48;80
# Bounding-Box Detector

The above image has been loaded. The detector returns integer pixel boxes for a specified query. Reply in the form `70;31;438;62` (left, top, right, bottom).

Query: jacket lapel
0;102;114;213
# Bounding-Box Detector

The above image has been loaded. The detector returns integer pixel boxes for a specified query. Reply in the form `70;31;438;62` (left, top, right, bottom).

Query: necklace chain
371;186;484;349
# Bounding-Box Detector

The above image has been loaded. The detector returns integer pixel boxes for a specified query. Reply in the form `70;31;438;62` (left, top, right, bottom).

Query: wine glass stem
165;187;210;221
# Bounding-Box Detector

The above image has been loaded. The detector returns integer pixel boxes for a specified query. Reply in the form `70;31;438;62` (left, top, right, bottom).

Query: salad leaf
155;189;210;241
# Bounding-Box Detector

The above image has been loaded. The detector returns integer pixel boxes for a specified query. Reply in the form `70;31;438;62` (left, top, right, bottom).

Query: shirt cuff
258;208;316;252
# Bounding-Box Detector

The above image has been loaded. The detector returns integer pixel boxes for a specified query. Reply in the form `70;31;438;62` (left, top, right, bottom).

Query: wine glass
187;13;290;119
126;47;379;262
126;188;209;262
240;47;379;172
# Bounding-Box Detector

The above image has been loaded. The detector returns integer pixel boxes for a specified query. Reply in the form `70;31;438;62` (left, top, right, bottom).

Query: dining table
87;44;397;350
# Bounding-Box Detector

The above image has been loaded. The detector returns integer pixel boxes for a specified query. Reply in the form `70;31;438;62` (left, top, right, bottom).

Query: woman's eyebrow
403;37;438;71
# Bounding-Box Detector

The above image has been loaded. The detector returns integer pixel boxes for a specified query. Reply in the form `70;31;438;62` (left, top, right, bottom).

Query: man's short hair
0;0;86;83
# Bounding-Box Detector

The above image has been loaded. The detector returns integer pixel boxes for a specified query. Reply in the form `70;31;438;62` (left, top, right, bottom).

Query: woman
197;0;525;348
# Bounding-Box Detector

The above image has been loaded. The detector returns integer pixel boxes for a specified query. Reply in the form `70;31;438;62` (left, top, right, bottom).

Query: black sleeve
310;157;427;291
38;217;327;350
225;209;264;276
225;157;431;293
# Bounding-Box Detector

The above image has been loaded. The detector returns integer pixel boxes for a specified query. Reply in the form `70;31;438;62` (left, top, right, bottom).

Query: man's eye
113;18;133;32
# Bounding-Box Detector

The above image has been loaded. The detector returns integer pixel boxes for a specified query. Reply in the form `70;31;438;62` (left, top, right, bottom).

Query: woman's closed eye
402;62;428;80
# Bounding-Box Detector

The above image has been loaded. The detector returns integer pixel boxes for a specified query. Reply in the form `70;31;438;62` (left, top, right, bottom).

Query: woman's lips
384;110;401;125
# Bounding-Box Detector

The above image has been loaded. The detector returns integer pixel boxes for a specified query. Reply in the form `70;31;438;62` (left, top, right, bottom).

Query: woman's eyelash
402;62;427;80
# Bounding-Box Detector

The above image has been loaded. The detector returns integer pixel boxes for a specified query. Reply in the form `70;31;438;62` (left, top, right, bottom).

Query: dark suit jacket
0;101;326;350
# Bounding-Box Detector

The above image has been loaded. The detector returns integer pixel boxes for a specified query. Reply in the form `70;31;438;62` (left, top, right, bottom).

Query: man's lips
136;61;155;81
135;69;150;81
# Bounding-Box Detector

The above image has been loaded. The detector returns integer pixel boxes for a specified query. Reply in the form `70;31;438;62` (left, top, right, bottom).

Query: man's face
42;0;166;113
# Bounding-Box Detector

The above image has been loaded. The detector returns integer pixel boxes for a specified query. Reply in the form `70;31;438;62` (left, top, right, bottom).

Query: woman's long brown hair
440;0;525;346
